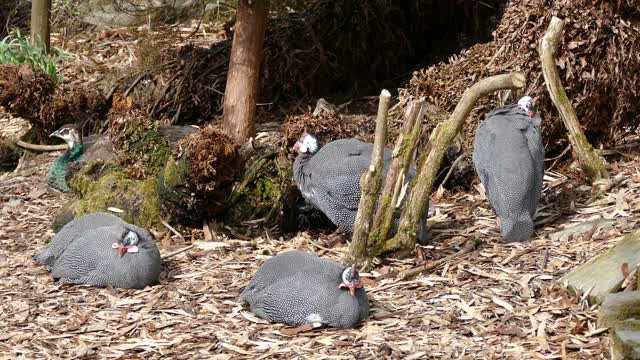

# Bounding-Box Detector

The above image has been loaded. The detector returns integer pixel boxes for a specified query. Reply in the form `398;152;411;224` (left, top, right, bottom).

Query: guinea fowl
240;250;369;328
292;134;429;244
47;124;116;192
34;212;162;289
472;96;545;242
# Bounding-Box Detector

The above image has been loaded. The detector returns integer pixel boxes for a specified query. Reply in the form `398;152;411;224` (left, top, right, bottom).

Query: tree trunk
222;0;269;144
539;16;608;182
30;0;51;52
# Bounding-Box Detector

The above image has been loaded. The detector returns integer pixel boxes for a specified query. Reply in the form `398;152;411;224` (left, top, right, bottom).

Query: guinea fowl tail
500;214;535;242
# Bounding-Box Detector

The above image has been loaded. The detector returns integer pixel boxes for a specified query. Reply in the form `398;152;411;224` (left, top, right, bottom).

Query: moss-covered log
346;90;390;267
69;162;166;229
369;98;426;253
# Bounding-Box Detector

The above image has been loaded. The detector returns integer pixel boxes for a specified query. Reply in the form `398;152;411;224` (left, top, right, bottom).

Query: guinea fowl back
241;251;369;328
240;251;341;303
472;103;544;242
51;222;161;289
34;212;124;269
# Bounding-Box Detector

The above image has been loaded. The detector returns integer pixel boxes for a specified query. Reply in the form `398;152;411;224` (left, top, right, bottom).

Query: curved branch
15;140;66;151
538;16;608;182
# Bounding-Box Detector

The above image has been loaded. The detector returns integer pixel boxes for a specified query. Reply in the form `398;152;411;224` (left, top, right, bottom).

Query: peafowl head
339;265;363;296
111;230;140;257
292;133;319;155
50;124;82;150
517;96;538;117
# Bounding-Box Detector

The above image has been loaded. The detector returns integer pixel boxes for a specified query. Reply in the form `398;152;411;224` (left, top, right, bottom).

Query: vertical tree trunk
222;0;269;144
30;0;51;52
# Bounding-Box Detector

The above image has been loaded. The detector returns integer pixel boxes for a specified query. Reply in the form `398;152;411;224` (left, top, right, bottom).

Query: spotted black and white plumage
472;96;545;242
34;213;162;289
292;135;429;244
240;250;369;328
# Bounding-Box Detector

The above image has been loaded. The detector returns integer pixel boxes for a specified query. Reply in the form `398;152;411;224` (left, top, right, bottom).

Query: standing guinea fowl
472;96;545;242
34;212;162;289
240;250;369;328
47;124;117;192
292;134;429;244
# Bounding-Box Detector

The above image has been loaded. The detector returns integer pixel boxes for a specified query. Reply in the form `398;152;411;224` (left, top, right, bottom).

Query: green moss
228;157;284;222
119;122;172;176
71;165;166;229
162;157;190;188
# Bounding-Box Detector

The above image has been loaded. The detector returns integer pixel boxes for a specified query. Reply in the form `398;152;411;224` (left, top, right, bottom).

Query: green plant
0;29;72;83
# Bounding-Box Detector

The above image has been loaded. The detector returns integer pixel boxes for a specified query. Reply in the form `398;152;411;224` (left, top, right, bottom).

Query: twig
15;140;66;152
539;16;608;181
440;153;465;187
123;72;147;97
399;239;479;280
161;244;195;260
161;220;185;242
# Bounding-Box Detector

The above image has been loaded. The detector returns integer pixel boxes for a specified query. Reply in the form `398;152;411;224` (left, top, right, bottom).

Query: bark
369;98;426;250
539;16;608;181
222;0;269;144
30;0;51;52
385;73;526;257
346;89;391;267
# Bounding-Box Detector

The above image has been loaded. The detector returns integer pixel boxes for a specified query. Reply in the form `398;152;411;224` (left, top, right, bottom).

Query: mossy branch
384;73;526;257
369;98;426;250
539;16;608;181
345;89;391;267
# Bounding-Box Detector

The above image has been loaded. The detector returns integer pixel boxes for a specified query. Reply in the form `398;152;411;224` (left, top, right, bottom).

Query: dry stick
15;140;66;151
369;98;426;250
161;244;195;260
346;89;391;267
399;239;479;280
440;153;465;188
161;220;185;242
539;17;608;182
384;73;526;257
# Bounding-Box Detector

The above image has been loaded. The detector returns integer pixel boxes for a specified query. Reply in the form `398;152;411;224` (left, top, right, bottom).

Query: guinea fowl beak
49;130;59;138
349;287;356;296
118;246;127;257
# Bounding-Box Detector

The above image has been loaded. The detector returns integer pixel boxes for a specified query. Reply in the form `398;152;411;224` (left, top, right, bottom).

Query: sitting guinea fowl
240;250;368;328
34;212;161;289
292;134;429;244
47;124;117;192
472;96;545;242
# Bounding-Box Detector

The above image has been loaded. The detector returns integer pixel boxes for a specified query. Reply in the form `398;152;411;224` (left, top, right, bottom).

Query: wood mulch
2;20;640;360
2;106;639;358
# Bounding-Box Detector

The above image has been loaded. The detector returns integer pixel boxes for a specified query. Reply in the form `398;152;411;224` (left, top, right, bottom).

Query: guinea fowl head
339;266;363;296
50;124;82;150
111;230;140;257
292;133;319;155
517;96;537;117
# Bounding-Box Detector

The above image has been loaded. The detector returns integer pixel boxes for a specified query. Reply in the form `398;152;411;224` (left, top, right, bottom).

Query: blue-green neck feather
47;144;84;192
